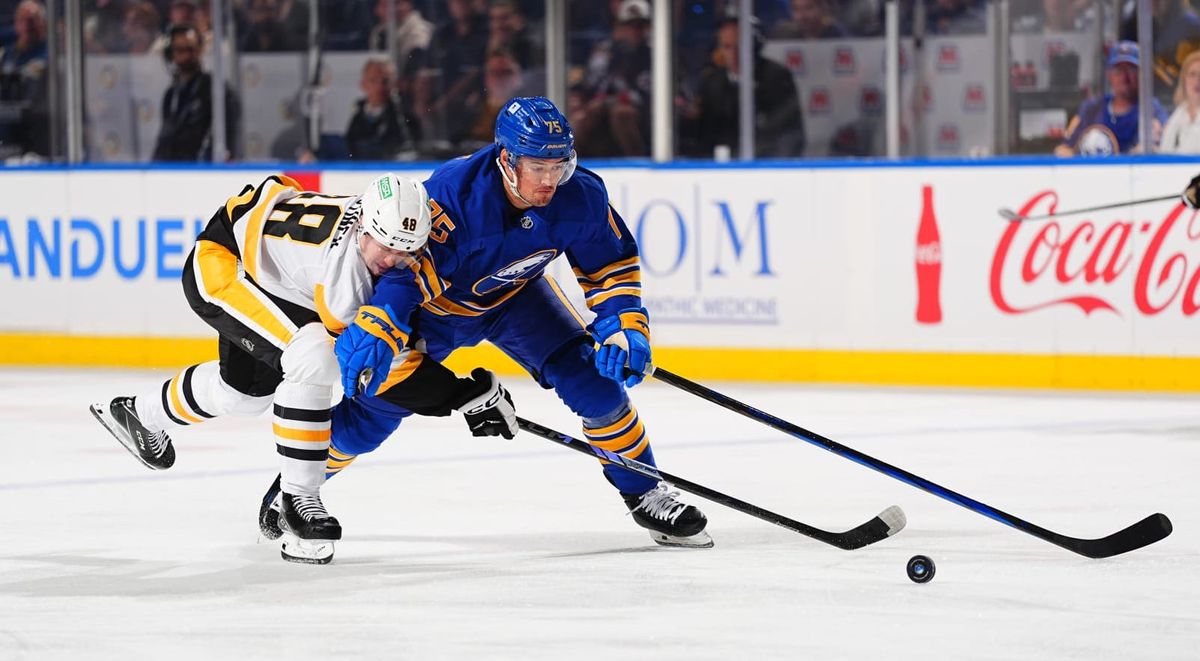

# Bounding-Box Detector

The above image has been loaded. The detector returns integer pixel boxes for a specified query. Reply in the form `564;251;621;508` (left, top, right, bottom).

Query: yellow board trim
6;333;1200;392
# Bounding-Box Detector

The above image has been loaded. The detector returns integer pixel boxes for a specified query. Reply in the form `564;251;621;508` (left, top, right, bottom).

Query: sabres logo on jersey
1076;125;1119;156
472;249;558;296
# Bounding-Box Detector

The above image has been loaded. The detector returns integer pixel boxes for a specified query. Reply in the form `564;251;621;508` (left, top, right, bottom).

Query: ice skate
258;474;283;541
624;483;713;549
278;491;341;564
89;397;176;470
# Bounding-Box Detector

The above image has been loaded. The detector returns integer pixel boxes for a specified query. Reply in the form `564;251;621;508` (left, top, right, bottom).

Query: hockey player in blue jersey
318;96;712;548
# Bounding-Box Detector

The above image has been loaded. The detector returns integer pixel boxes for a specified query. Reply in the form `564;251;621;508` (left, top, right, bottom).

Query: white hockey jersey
194;175;374;342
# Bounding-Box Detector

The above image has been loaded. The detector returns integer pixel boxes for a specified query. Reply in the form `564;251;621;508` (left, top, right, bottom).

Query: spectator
1009;0;1095;33
836;0;884;37
1055;41;1167;156
84;0;131;53
152;1;201;55
770;0;848;40
571;0;652;157
368;0;432;123
926;0;987;35
345;56;414;160
238;0;302;52
368;0;433;69
461;48;528;147
486;0;539;70
319;0;370;50
415;0;488;144
692;17;805;158
121;1;161;54
1120;0;1200;104
0;0;48;159
1159;50;1200;153
1041;0;1095;31
165;0;198;28
152;24;241;161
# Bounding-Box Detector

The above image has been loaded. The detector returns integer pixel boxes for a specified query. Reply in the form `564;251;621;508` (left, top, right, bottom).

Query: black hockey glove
1183;173;1200;209
455;368;517;439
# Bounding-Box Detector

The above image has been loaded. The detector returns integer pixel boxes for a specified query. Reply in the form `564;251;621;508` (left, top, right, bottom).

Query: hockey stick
517;417;906;550
645;366;1172;559
997;193;1179;222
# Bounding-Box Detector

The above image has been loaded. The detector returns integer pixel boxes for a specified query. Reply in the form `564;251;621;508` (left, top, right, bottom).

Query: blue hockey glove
335;304;410;398
591;307;651;387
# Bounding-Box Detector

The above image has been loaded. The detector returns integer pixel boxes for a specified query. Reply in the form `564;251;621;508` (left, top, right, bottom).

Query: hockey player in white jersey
91;172;516;563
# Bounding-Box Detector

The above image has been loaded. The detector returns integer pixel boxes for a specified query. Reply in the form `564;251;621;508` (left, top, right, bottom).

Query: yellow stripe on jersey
239;176;302;281
168;372;204;424
376;351;425;392
406;260;434;303
224;185;257;221
423;284;528;317
544;275;588;329
573;256;640;284
194;240;296;347
417;255;446;299
607;205;623;240
585;283;642;307
274;174;304;192
240;185;275;282
272;423;331;442
313;283;347;334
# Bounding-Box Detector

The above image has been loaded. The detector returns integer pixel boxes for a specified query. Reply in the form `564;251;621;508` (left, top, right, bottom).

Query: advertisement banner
3;162;1199;388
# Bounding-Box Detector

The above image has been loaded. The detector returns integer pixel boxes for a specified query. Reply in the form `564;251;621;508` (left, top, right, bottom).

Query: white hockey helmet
359;173;432;253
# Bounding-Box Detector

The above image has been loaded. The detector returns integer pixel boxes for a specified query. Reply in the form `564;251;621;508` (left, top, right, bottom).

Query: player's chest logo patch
472;249;558;295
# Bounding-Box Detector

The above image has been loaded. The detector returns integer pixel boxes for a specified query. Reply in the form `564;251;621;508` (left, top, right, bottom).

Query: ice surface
2;367;1197;660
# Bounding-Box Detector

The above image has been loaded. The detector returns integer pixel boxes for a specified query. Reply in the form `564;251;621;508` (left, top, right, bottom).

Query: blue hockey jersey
372;144;642;328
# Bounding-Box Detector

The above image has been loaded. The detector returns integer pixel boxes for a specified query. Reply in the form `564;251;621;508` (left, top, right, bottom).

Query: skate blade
89;402;167;471
649;530;714;549
280;533;335;564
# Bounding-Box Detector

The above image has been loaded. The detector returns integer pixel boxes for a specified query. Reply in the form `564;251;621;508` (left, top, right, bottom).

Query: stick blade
997;207;1023;221
830;505;906;550
1067;513;1173;559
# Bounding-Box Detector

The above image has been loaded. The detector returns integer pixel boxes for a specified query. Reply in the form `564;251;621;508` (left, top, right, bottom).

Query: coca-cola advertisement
991;190;1200;319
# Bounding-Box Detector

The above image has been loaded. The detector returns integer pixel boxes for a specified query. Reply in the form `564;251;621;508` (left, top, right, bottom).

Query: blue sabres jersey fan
1062;93;1168;155
374;146;639;325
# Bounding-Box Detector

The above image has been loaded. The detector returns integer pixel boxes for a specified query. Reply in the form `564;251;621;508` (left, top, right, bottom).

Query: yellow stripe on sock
168;372;204;424
272;424;331;442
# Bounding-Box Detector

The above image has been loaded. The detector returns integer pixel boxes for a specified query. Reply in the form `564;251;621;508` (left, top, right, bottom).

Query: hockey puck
906;555;935;583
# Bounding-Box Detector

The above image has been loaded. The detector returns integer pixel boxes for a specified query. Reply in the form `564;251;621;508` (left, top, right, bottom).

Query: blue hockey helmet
494;96;577;185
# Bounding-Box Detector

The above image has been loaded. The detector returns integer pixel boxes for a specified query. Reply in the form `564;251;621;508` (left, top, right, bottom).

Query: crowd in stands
4;0;1200;161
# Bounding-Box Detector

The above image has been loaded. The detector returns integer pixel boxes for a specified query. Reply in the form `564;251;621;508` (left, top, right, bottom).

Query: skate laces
631;485;687;524
291;493;330;521
146;430;169;455
118;398;169;457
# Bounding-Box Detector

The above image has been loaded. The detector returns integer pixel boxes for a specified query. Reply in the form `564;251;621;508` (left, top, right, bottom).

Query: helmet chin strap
496;157;536;208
